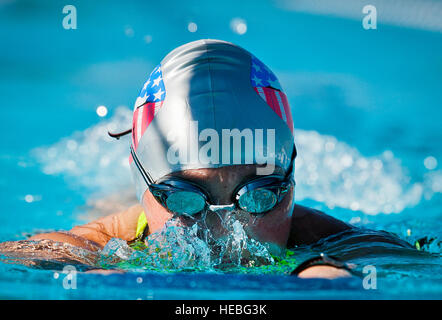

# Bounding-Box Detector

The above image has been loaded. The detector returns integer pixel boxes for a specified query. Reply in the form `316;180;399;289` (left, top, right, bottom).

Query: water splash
96;212;283;273
32;106;133;194
294;130;437;215
0;213;288;274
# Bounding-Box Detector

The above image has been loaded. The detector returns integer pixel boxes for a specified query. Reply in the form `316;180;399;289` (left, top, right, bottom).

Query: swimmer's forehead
162;164;284;183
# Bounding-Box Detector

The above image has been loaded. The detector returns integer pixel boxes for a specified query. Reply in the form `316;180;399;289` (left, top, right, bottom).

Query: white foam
32;106;134;194
294;130;438;215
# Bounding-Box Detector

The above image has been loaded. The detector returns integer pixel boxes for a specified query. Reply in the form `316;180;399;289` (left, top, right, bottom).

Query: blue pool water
0;0;441;299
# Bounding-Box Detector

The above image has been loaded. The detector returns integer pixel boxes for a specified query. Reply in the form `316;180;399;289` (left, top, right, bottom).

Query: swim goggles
130;146;296;216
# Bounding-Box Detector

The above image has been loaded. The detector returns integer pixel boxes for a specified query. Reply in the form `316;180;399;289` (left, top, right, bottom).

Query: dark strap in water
290;253;359;277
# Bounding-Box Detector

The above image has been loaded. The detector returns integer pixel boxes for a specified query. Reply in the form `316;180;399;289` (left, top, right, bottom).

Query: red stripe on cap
279;91;294;134
133;101;164;153
141;104;148;137
262;87;282;119
144;102;156;131
254;87;266;101
132;108;139;150
254;87;294;134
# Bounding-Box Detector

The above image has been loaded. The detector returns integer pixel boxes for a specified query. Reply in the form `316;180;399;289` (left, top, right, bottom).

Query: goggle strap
284;146;297;180
130;146;154;186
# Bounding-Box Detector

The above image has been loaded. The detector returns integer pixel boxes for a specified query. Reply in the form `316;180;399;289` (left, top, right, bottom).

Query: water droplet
424;156;437;170
144;35;152;44
325;141;335;152
124;26;134;37
47;148;57;158
383;150;394;160
187;22;197;33
96;105;108;117
373;159;383;170
350;202;359;211
230;18;247;35
341;155;353;167
66;140;77;151
349;216;361;224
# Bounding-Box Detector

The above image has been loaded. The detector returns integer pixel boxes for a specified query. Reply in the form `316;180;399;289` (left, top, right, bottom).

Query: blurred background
0;0;441;245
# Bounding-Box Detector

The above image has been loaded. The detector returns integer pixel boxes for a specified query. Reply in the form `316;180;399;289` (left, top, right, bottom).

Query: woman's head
130;39;296;250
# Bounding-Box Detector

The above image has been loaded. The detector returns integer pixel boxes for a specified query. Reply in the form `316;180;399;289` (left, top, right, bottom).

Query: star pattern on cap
135;64;166;108
250;56;282;91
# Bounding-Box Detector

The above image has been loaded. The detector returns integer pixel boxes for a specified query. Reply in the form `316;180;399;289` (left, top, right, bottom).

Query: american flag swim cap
130;39;295;201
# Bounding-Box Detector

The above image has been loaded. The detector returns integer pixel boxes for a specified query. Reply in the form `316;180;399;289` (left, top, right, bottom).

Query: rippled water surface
0;0;441;299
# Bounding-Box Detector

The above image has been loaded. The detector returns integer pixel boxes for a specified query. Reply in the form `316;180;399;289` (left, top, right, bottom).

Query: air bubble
230;18;247;35
187;22;197;33
424;156;437;170
96;105;108;117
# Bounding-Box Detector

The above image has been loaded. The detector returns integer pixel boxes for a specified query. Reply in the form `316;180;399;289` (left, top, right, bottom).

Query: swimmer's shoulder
287;204;414;250
287;204;352;247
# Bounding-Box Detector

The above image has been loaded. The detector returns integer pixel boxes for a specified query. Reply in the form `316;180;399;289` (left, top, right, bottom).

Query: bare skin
18;164;357;278
297;265;352;279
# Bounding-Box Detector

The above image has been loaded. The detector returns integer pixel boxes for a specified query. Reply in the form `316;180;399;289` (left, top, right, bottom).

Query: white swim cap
130;39;296;201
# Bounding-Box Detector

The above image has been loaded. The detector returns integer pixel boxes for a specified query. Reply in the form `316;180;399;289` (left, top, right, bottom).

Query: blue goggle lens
165;191;206;215
159;183;286;215
238;188;277;213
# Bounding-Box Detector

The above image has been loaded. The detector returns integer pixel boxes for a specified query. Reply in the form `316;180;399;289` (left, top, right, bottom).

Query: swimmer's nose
204;205;236;239
208;204;235;214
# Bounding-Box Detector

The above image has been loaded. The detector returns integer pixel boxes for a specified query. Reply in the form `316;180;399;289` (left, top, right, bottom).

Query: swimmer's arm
297;265;352;279
28;231;103;251
29;204;144;249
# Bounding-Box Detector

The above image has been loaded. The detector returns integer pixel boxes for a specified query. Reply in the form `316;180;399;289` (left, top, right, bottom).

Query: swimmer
0;40;413;279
